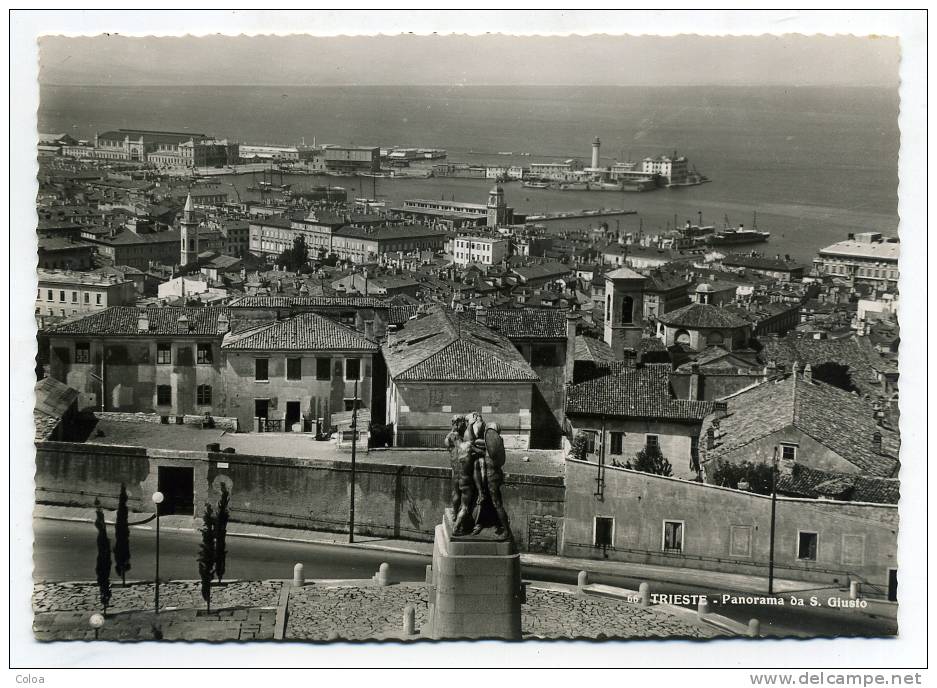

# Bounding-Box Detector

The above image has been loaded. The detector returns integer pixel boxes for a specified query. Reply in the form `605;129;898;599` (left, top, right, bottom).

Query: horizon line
40;82;897;89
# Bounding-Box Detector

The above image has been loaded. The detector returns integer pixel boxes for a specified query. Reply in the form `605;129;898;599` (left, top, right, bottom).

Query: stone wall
34;441;565;551
563;458;898;590
93;411;239;432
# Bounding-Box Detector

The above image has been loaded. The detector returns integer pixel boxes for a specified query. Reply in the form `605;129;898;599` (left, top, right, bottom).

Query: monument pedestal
423;509;522;640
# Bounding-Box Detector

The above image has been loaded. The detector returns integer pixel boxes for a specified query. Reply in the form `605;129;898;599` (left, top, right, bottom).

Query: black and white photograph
8;9;929;676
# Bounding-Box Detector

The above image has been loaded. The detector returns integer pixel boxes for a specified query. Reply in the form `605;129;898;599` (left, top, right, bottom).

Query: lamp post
348;379;358;544
89;613;104;640
767;446;779;595
152;491;164;613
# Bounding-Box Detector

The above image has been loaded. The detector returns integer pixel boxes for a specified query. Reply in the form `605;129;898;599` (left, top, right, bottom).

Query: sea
38;84;900;265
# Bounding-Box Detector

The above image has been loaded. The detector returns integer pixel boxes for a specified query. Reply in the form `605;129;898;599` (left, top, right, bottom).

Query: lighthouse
180;193;199;267
591;136;601;169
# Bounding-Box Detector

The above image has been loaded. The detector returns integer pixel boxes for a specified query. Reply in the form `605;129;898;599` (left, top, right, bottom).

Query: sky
38;34;900;88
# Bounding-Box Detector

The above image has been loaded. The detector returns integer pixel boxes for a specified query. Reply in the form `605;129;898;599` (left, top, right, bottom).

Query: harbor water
39;84;900;265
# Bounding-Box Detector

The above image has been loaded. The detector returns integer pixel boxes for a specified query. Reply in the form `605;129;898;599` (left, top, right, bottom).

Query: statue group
444;412;512;539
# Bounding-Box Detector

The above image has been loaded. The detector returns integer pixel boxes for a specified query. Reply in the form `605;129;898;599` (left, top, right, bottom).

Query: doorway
254;398;269;419
887;568;898;602
157;466;194;516
285;401;301;431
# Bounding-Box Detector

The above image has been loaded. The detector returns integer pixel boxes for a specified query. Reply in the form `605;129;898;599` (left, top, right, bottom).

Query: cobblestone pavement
284;583;722;641
33;582;281;641
286;583;429;640
522;587;725;640
33;581;281;613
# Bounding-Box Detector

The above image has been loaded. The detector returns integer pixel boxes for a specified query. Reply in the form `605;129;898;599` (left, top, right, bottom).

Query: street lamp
89;613;104;640
152;491;164;613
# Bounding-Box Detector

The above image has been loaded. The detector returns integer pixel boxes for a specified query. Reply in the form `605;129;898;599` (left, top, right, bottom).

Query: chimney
177;314;189;333
137;310;150;332
565;310;580;386
872;431;882;455
706;427;715;450
217;313;230;335
688;362;700;401
713;400;728;419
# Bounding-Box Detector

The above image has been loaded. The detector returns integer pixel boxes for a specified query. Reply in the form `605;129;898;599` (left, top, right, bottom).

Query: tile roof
657;302;751;329
227;295;388;309
484;308;569;339
512;261;574;281
777;464;899;505
574;335;616;363
818;238;899;261
566;364;714;421
34;377;78;419
699;373;900;478
46;306;230;337
221;312;378;352
382;306;539;382
97;229;181;246
758;334;892;393
722;255;805;272
604;266;646;280
387;305;419;325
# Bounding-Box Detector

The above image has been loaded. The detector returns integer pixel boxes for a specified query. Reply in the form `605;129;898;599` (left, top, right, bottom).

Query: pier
526;208;637;222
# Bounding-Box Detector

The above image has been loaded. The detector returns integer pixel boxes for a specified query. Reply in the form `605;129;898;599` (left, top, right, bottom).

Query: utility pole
768;445;779;594
348;379;359;543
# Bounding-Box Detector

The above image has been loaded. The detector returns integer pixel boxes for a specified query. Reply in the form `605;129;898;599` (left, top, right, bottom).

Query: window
646;434;660;451
156;343;172;365
84;293;89;304
47;290;53;301
156;385;172;406
662;520;684;552
729;525;753;558
781;443;797;462
582;431;597;455
345;358;361;380
621;295;634;325
286;357;302;380
797;531;818;561
609;432;623;455
96;294;102;305
75;342;91;364
196;343;213;365
59;290;66;302
594;517;614;548
531;344;560;367
71;291;78;303
255;358;269;382
196;384;212;405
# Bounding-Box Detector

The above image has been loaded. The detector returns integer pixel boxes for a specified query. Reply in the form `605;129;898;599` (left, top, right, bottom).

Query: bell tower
486;183;507;228
603;267;646;357
180;193;199;266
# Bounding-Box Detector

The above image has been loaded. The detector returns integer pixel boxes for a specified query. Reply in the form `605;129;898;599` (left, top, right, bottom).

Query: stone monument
423;412;523;640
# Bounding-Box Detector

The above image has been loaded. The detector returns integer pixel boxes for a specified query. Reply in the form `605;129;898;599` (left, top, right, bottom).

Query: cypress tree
113;484;131;585
215;483;229;583
197;503;216;612
94;501;112;617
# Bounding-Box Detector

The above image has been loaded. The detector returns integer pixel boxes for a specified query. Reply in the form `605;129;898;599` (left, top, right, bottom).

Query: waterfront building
36;269;137;320
393;191;515;229
451;235;510;266
721;254;806;281
813;232;899;290
528;159;583;181
641;154;689;185
238;143;300;161
322;145;380;174
90;129;234;167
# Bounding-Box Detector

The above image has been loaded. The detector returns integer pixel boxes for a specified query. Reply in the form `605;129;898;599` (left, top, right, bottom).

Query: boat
705;214;769;245
522;180;550;189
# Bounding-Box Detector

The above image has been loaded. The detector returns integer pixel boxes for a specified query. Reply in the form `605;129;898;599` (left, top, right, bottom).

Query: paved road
32;519;895;637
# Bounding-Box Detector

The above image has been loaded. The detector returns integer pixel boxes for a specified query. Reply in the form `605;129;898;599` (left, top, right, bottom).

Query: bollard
403;605;415;635
748;618;760;638
697;597;710;618
292;563;304;587
327;630;340;641
849;580;860;600
424;564;433;585
639;582;650;607
376;562;390;587
577;570;589;592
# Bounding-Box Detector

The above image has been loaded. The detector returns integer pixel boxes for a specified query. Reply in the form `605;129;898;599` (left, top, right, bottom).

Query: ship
522;180;550;189
705;214;769;246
